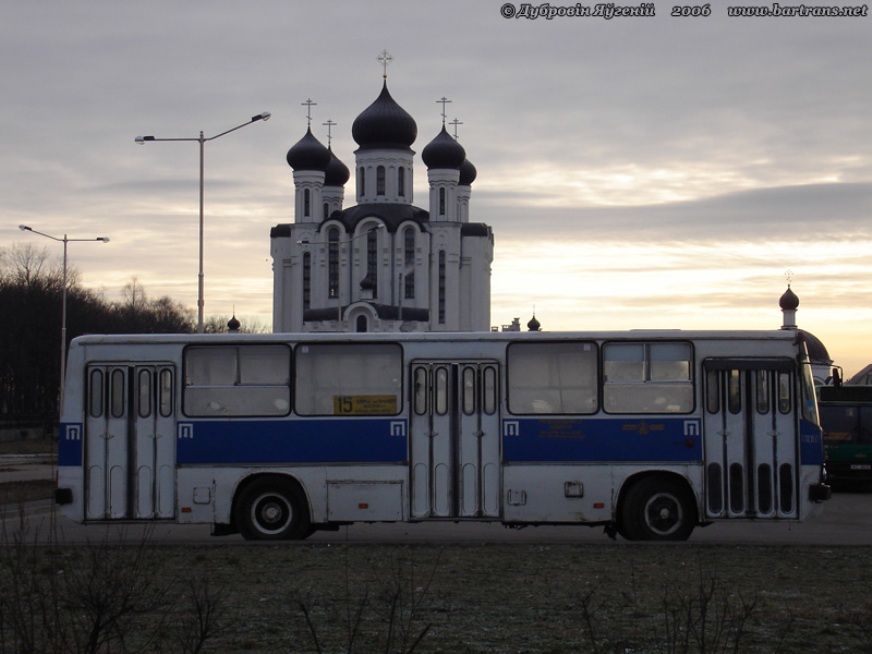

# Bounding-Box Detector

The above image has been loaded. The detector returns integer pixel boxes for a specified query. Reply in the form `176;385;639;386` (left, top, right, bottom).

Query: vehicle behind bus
819;385;872;487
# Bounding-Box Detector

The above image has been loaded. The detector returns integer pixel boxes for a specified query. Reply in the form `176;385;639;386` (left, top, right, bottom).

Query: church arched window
404;227;415;266
303;189;311;217
328;227;340;299
376;166;386;196
367;228;378;297
438;250;446;324
302;252;311;310
356;315;368;332
358;167;365;200
323;202;329;220
398;167;405;197
439;188;446;216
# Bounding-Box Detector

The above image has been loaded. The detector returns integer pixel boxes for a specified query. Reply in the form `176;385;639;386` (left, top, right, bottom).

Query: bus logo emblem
65;424;81;441
178;423;194;440
504;421;520;437
683;420;701;437
390;421;406;437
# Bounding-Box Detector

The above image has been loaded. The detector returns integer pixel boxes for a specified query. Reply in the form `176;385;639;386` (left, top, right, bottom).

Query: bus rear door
84;364;176;520
410;361;500;520
703;358;798;520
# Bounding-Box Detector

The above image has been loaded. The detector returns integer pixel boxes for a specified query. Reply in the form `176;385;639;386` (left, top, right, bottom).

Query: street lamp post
18;225;109;408
135;112;271;333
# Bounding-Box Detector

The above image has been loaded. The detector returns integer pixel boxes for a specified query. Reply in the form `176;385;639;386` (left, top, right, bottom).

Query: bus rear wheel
235;478;311;541
620;476;695;541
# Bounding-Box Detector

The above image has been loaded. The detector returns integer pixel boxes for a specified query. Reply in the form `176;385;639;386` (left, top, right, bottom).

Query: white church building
270;75;493;333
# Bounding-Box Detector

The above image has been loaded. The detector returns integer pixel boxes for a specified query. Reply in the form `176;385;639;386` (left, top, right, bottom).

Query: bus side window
89;369;104;418
705;369;719;414
138;369;152;418
110;368;126;418
507;341;597;415
756;370;770;414
727;370;741;414
159;369;173;417
413;367;428;415
294;343;401;416
777;372;791;414
603;342;693;414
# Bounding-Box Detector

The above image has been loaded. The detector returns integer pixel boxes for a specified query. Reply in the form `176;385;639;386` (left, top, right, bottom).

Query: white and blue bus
55;330;830;541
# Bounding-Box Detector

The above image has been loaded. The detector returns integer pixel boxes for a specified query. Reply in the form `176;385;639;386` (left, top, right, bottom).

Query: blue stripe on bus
799;419;825;466
502;417;703;463
176;418;408;465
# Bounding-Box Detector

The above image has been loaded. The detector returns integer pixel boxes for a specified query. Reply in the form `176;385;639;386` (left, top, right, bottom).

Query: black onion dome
352;81;417;151
324;147;350;186
286;127;331;171
779;285;799;311
800;330;832;364
422;126;466;170
459;158;477;185
527;314;541;332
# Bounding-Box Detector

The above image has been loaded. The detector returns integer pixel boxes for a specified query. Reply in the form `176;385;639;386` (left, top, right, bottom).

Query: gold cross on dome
378;50;393;78
437;97;452;125
450;118;463;139
301;98;317;128
322;119;336;147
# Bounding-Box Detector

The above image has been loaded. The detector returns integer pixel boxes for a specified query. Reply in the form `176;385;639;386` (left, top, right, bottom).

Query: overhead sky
3;1;870;375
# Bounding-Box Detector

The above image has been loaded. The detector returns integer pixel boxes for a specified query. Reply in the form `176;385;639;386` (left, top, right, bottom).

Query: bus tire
620;476;695;541
235;477;311;541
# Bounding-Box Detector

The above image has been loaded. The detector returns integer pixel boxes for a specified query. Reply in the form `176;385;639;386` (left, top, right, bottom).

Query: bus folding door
703;359;798;520
85;364;176;520
410;361;501;519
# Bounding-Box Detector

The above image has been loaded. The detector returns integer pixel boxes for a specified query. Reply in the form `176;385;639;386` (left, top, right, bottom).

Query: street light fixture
18;224;110;408
135;112;271;333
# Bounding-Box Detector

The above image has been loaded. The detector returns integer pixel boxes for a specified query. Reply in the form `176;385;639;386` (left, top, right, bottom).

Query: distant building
270;72;493;333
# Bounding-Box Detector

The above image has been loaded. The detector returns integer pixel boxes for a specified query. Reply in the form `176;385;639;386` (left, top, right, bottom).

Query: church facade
270;77;493;333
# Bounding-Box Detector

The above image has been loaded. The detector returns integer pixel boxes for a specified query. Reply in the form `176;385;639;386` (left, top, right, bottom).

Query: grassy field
2;437;871;652
2;525;872;653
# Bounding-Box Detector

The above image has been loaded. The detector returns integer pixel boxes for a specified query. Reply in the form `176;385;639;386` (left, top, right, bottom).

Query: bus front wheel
620;477;696;541
235;478;312;541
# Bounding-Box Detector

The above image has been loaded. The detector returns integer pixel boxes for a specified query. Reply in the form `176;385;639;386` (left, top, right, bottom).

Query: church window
328;227;339;299
302;252;311;310
367;228;378;298
377;166;386;196
398;167;405;197
356;316;368;333
303;189;311;217
323;203;329;220
438;250;446;324
358;167;365;200
403;228;415;300
439;187;446;215
404;228;415;265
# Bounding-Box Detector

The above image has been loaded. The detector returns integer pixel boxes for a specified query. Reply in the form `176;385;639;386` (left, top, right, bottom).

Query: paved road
3;456;870;546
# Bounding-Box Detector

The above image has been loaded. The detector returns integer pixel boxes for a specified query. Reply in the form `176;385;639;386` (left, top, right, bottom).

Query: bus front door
84;364;176;520
703;359;798;520
410;361;501;520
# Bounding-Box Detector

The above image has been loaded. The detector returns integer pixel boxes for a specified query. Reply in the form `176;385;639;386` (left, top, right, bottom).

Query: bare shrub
0;509;227;654
294;548;439;653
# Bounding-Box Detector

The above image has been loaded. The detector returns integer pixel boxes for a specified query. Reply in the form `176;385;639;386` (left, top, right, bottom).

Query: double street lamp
18;225;110;407
135;112;271;332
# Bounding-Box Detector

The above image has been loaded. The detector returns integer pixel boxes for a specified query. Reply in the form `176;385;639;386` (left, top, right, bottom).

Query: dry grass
32;540;864;653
